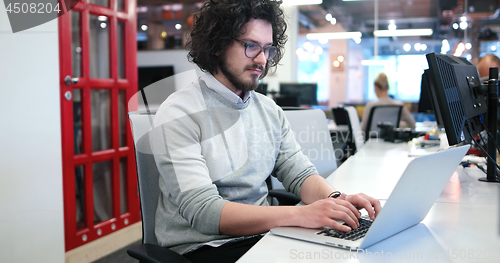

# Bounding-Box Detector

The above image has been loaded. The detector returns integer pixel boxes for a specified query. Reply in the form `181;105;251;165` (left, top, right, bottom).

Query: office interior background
1;0;500;262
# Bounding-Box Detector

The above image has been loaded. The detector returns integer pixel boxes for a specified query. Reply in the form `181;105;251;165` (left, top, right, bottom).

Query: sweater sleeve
272;108;318;197
150;102;227;236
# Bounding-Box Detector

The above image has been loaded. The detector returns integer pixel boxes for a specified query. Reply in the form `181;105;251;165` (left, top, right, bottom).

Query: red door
58;0;139;251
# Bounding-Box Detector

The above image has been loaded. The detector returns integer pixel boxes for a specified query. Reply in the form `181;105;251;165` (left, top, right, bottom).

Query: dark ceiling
137;0;500;41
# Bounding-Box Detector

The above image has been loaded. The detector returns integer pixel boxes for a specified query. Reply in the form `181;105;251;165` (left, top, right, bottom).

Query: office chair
268;108;338;205
127;110;306;262
331;106;364;161
127;111;191;263
364;105;403;141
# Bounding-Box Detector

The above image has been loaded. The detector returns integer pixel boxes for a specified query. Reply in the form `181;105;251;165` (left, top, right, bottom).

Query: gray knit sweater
151;73;317;255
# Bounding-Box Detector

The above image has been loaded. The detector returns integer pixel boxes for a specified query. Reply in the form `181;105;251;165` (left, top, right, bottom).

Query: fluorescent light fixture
374;28;433;37
282;0;322;5
361;60;389;66
306;31;362;40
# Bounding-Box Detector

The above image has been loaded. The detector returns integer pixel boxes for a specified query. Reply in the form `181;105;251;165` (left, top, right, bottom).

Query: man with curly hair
151;1;381;262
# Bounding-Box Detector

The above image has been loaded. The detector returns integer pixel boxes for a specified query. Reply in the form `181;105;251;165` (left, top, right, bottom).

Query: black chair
364;105;403;141
127;111;191;263
126;110;304;261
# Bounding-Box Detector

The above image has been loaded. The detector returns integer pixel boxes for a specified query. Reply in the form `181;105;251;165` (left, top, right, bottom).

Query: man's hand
296;198;362;232
345;193;382;220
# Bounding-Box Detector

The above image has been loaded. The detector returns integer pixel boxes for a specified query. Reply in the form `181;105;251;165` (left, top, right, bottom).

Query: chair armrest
268;189;301;206
127;243;191;263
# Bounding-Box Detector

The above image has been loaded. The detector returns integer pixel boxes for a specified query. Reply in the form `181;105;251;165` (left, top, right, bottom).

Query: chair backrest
333;106;364;152
364;105;403;141
128;111;160;245
284;109;338;177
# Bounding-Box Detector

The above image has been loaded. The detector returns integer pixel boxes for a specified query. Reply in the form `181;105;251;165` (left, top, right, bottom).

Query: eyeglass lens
245;43;277;60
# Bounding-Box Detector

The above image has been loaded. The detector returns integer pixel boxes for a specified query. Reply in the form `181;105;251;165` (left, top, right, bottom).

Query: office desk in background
238;140;500;263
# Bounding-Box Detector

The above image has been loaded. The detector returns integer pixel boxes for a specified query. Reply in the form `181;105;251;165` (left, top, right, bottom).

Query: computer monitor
425;53;487;146
418;70;434;113
426;52;500;183
138;66;174;91
255;83;268;96
279;83;318;106
417;70;440;123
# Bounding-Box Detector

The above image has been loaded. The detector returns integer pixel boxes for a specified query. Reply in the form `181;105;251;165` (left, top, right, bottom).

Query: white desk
238;140;500;262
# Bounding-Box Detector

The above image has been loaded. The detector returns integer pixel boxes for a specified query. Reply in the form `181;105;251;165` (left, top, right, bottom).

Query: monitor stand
479;68;500;183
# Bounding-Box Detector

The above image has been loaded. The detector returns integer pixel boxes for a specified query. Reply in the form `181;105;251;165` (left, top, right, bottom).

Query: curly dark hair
186;0;287;79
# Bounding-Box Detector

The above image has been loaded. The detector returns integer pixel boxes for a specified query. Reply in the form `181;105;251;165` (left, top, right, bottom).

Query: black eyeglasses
234;39;278;61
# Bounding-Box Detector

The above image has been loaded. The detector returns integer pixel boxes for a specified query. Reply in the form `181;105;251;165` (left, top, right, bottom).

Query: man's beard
218;58;264;92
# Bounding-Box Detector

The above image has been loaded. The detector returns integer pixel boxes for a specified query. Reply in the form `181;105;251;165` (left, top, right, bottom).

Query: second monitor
278;83;318;107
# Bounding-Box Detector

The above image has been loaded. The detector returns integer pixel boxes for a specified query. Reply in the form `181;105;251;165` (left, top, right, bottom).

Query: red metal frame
59;0;138;251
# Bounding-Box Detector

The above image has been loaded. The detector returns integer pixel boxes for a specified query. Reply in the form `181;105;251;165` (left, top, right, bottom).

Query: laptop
270;144;470;250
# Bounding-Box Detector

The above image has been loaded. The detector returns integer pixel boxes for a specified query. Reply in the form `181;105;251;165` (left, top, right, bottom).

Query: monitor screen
418;70;434;114
138;66;174;91
255;83;268;96
425;53;487;146
279;83;318;106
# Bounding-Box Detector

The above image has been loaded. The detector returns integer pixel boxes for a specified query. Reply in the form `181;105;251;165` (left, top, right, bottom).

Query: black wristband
328;191;342;199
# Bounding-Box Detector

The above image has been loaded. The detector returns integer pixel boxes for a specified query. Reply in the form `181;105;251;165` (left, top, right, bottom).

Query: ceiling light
353;37;361;44
374;28;433;37
403;43;411;52
325;13;333;21
414;43;421;51
175;23;182;30
452;23;459;30
318;38;329;44
303;41;315;52
141;25;148;31
465;43;472;50
307;31;362;40
330;17;337;25
454;42;465;56
136;6;148;13
388;20;396;31
460;21;468;30
337;55;344;62
441;39;450;54
282;0;322;6
315;46;323;55
421;44;427;51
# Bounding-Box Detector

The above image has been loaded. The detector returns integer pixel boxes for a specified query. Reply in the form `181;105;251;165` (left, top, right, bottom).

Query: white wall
263;5;298;93
0;1;65;262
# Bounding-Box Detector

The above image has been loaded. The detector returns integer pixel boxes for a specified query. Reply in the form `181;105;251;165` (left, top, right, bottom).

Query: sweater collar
200;72;251;106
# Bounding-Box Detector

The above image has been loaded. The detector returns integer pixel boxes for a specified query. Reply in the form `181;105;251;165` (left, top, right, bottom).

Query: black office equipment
279;83;318;106
255;83;268;95
425;52;499;183
138;66;174;91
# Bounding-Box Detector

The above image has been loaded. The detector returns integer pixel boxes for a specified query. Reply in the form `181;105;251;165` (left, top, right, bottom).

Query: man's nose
253;50;267;66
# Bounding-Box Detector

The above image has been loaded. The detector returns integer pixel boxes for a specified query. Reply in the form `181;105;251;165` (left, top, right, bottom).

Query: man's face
216;18;273;93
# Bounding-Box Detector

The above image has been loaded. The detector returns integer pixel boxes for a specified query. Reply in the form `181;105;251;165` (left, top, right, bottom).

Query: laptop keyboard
316;218;373;241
